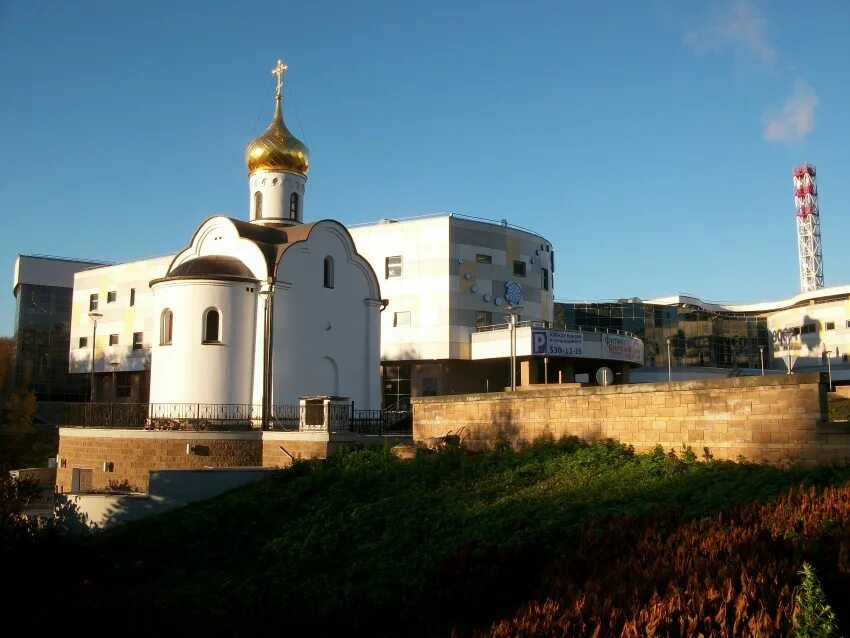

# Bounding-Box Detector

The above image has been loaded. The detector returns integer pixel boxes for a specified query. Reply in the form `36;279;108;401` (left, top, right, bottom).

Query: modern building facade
68;255;172;402
12;255;108;401
556;285;850;384
349;214;556;406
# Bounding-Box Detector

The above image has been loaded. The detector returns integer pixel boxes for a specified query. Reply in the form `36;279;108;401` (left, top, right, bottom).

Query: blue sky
1;0;848;336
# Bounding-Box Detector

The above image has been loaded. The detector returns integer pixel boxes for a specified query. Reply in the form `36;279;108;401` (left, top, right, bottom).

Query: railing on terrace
476;321;635;338
63;402;412;436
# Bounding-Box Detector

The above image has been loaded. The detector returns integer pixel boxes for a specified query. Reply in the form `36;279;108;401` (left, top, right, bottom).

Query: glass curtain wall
13;283;88;401
555;302;771;369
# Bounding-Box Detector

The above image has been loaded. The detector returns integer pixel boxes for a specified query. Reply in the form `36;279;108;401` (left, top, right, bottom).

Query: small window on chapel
203;308;221;343
290;192;299;220
254;191;263;218
161;309;173;345
323;256;334;289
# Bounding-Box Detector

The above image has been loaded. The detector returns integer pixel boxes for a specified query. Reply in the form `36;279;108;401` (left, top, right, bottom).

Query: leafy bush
793;563;841;637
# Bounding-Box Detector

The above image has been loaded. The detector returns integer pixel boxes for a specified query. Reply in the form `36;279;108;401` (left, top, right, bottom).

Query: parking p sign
532;330;548;354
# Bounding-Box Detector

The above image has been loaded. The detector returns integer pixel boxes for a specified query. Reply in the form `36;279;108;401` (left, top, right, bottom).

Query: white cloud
763;82;819;143
684;0;776;66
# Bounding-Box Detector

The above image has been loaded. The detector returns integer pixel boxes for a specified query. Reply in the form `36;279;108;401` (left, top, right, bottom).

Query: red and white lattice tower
793;163;824;293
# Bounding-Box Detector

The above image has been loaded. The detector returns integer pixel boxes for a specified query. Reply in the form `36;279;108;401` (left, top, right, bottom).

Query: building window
476;254;492;264
393;311;410;327
116;372;132;398
132;332;143;350
107;291;117;303
385;255;402;278
826;321;835;331
551;250;555;273
108;334;119;346
79;337;88;348
130;288;136;307
289;192;299;220
254;191;263;218
323;256;334;289
89;293;98;311
541;268;549;291
475;311;492;330
513;260;526;277
161;309;173;345
422;377;438;397
203;308;221;343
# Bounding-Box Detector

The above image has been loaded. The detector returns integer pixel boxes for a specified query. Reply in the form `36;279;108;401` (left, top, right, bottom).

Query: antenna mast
793;163;824;293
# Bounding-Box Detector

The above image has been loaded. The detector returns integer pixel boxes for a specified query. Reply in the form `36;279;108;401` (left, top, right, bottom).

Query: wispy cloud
763;82;819;143
684;0;776;66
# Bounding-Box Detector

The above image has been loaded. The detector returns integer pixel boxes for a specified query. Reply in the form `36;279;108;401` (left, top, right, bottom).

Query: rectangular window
107;291;117;303
475;311;492;329
132;332;143;350
79;337;88;348
513;260;526;277
109;334;119;346
825;321;835;331
130;288;136;307
393;311;410;327
385;256;402;279
89;293;98;311
475;254;492;264
116;372;132;398
551;250;555;273
541;268;549;291
422;378;438;397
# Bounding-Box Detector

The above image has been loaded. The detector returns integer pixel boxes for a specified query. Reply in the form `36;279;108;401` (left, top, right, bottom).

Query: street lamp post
88;311;103;402
506;305;523;391
110;361;119;399
666;338;672;382
759;345;765;376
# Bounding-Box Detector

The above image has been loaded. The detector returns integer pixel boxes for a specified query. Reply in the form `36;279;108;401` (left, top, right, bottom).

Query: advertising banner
601;333;644;363
532;330;585;357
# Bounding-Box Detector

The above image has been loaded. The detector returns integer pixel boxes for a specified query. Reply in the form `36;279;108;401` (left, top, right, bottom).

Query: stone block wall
56;431;263;493
262;433;330;468
414;374;850;466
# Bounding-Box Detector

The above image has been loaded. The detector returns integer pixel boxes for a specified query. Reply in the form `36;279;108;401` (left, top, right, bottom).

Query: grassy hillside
51;439;850;636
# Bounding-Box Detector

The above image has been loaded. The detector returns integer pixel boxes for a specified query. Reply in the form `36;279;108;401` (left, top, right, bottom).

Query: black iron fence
62;402;412;435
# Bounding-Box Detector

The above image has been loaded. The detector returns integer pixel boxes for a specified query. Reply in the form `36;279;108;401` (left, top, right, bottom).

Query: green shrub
792;562;841;637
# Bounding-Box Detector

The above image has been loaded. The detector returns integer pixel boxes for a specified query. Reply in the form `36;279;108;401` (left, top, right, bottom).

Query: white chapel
148;60;383;411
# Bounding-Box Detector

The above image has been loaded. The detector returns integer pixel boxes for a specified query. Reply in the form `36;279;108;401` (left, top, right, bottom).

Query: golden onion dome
245;95;309;175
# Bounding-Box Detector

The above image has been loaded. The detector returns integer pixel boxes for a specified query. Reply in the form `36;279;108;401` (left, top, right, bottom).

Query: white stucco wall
149;279;258;405
264;221;381;409
248;170;305;225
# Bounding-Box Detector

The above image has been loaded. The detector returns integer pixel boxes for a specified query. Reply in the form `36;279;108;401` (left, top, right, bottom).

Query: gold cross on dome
271;59;288;98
